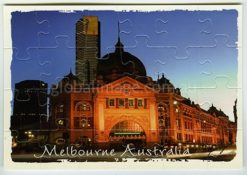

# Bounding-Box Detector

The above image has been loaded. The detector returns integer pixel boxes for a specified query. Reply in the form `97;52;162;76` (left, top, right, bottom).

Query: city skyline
11;10;239;120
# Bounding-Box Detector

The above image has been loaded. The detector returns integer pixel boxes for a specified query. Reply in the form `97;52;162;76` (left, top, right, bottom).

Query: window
82;103;90;111
74;117;92;129
165;117;170;128
118;98;125;107
137;99;143;107
128;99;134;107
201;122;211;133
185;134;193;142
159;119;165;126
158;104;168;113
185;121;193;130
75;102;90;112
191;135;193;142
109;99;115;107
58;104;64;113
81;119;87;128
158;106;165;112
176;119;181;129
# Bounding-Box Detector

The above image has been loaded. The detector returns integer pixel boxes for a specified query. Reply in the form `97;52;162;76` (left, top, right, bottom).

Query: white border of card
3;4;243;170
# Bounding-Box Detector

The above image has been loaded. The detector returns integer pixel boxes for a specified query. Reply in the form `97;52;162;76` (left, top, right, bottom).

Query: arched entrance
109;120;146;149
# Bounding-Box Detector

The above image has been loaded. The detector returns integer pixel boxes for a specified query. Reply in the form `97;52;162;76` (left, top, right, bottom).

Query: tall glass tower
75;16;100;84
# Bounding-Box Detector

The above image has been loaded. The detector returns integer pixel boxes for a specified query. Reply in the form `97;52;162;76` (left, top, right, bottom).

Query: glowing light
58;120;64;125
12;142;17;148
113;132;142;135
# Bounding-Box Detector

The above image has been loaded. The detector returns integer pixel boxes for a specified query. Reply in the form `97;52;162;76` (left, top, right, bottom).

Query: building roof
97;37;147;79
57;69;79;87
207;104;229;118
157;73;174;86
64;69;79;81
15;80;47;89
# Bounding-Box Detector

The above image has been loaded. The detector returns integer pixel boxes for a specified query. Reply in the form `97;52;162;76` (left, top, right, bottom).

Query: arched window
158;103;168;114
110;120;144;133
82;103;90;111
158;103;170;128
75;102;91;112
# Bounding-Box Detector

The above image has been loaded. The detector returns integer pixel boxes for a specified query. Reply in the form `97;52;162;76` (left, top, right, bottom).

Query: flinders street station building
48;16;237;149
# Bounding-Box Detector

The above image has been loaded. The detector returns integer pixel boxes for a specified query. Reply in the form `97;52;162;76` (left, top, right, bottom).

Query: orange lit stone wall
50;76;237;147
69;92;94;143
93;76;159;145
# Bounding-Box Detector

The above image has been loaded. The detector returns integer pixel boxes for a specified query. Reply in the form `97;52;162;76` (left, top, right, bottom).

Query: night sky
11;10;238;120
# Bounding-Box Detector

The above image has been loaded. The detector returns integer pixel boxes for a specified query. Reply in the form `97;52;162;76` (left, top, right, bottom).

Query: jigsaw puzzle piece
155;18;168;34
11;49;49;86
11;11;50;60
185;75;238;122
197;10;238;46
124;35;177;79
151;11;213;58
38;60;52;77
12;46;40;61
30;36;74;84
214;34;238;48
145;10;238;59
35;11;79;49
197;10;213;35
184;34;238;81
119;18;133;35
119;14;170;50
14;88;31;102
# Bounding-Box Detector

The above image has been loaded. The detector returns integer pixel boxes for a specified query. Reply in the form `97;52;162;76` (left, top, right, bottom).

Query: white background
0;0;246;174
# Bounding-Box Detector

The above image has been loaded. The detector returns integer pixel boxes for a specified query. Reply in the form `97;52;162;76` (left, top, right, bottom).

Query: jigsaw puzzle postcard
3;5;243;169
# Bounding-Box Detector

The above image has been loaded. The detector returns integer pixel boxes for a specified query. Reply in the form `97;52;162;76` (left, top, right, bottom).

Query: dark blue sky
11;10;238;119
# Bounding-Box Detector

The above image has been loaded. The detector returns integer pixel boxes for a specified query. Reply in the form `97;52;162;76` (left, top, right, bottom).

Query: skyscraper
75;16;100;84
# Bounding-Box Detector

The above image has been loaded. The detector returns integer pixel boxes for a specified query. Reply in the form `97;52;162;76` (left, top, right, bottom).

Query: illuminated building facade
49;16;237;148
